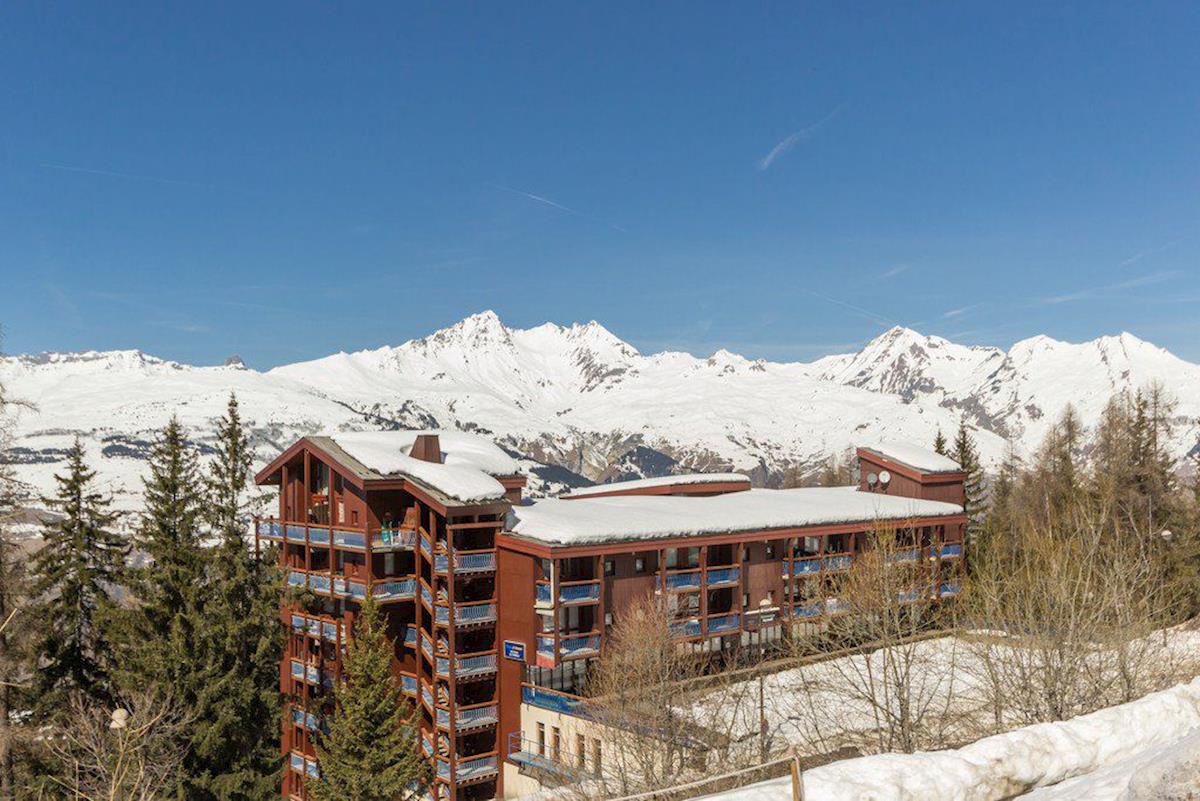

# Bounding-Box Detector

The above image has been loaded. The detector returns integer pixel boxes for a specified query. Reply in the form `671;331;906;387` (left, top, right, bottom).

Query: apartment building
255;432;966;801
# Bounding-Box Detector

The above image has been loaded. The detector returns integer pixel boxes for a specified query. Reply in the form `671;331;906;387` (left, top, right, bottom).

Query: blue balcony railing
290;706;322;732
559;634;600;657
826;598;851;614
455;552;497;572
331;529;367;549
454;755;498;783
536;636;556;658
932;543;963;559
438;704;498;731
940;582;962;597
454;603;496;625
535;583;552;605
404;625;417;646
290;613;341;643
659;571;702;591
707;613;740;634
401;674;417;695
896;588;921;603
792;558;822;576
455;652;497;677
706;567;740;587
290;752;319;779
374;578;415;601
373;527;417;549
559;583;600;604
285;524;308;543
257;520;283;540
794;602;823;619
669;618;702;638
889;548;920;564
824;555;852;571
522;685;589;717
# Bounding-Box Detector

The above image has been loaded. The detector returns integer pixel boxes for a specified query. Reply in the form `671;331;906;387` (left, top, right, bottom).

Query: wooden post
790;753;804;801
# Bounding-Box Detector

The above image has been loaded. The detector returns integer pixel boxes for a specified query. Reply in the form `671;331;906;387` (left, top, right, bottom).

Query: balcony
706;613;740;634
888;548;921;564
559;633;600;659
257;520;284;541
289;752;319;779
404;625;418;647
787;558;822;578
940;582;962;597
290;705;323;733
287;569;413;604
823;554;852;572
439;754;498;785
289;659;332;688
558;581;600;605
658;570;702;592
290;613;343;643
434;601;496;627
521;685;589;717
793;602;822;619
706;567;740;587
420;681;435;712
535;582;553;608
435;550;497;574
826;598;850;614
436;702;498;732
372;526;417;551
436;651;497;679
401;674;418;696
669;618;702;638
931;543;963;559
420;633;435;662
507;733;587;778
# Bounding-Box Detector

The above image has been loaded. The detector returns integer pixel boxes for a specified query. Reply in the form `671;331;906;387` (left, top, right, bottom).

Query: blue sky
1;2;1198;367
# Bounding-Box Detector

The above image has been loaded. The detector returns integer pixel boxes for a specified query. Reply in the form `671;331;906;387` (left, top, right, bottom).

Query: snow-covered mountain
3;311;1198;523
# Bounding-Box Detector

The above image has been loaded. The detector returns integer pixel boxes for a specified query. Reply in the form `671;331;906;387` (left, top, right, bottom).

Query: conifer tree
311;592;428;801
0;428;26;801
30;439;127;715
933;427;948;456
952;418;987;546
121;417;206;677
985;440;1023;540
187;394;282;800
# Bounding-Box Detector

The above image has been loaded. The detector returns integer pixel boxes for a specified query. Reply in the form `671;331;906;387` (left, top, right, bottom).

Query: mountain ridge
3;311;1197;518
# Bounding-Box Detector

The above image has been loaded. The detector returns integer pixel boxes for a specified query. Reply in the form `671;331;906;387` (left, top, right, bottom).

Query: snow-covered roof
508;486;964;547
317;430;517;504
565;473;751;498
860;441;961;474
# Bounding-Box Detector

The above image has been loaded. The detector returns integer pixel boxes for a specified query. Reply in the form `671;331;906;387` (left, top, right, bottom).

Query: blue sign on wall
503;640;526;662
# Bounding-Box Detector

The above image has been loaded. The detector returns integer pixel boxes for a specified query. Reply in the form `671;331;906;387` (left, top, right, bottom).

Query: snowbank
509;487;964;546
695;676;1200;801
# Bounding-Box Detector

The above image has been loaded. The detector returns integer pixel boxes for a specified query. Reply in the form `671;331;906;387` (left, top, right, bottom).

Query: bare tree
782;525;963;755
43;689;192;801
963;501;1191;731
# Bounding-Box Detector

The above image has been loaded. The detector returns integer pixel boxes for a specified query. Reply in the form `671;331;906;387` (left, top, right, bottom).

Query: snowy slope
3;312;1198;520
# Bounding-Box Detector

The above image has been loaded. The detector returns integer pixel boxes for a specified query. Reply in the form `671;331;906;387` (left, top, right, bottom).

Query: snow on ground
508;487;963;546
694;676;1200;801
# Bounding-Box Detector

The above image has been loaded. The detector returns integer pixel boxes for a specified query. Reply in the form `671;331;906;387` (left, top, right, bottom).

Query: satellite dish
866;472;878;487
879;470;892;486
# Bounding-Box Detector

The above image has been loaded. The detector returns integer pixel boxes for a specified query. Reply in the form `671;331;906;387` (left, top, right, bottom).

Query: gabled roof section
255;430;518;505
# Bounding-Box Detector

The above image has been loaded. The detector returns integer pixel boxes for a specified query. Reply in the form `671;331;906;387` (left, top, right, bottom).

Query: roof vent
409;434;443;464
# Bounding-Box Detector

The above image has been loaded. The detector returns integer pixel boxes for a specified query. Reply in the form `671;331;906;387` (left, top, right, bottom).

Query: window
634;557;645;572
384;552;394;576
351;509;359;525
576;734;587;769
338;498;345;524
604;612;613;627
604;560;614;576
552;727;561;760
742;546;750;561
592;739;602;776
742;593;750;609
537;723;546;756
765;544;775;559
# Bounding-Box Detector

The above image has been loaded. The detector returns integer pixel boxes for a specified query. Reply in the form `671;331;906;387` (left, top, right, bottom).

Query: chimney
409;434;443;464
